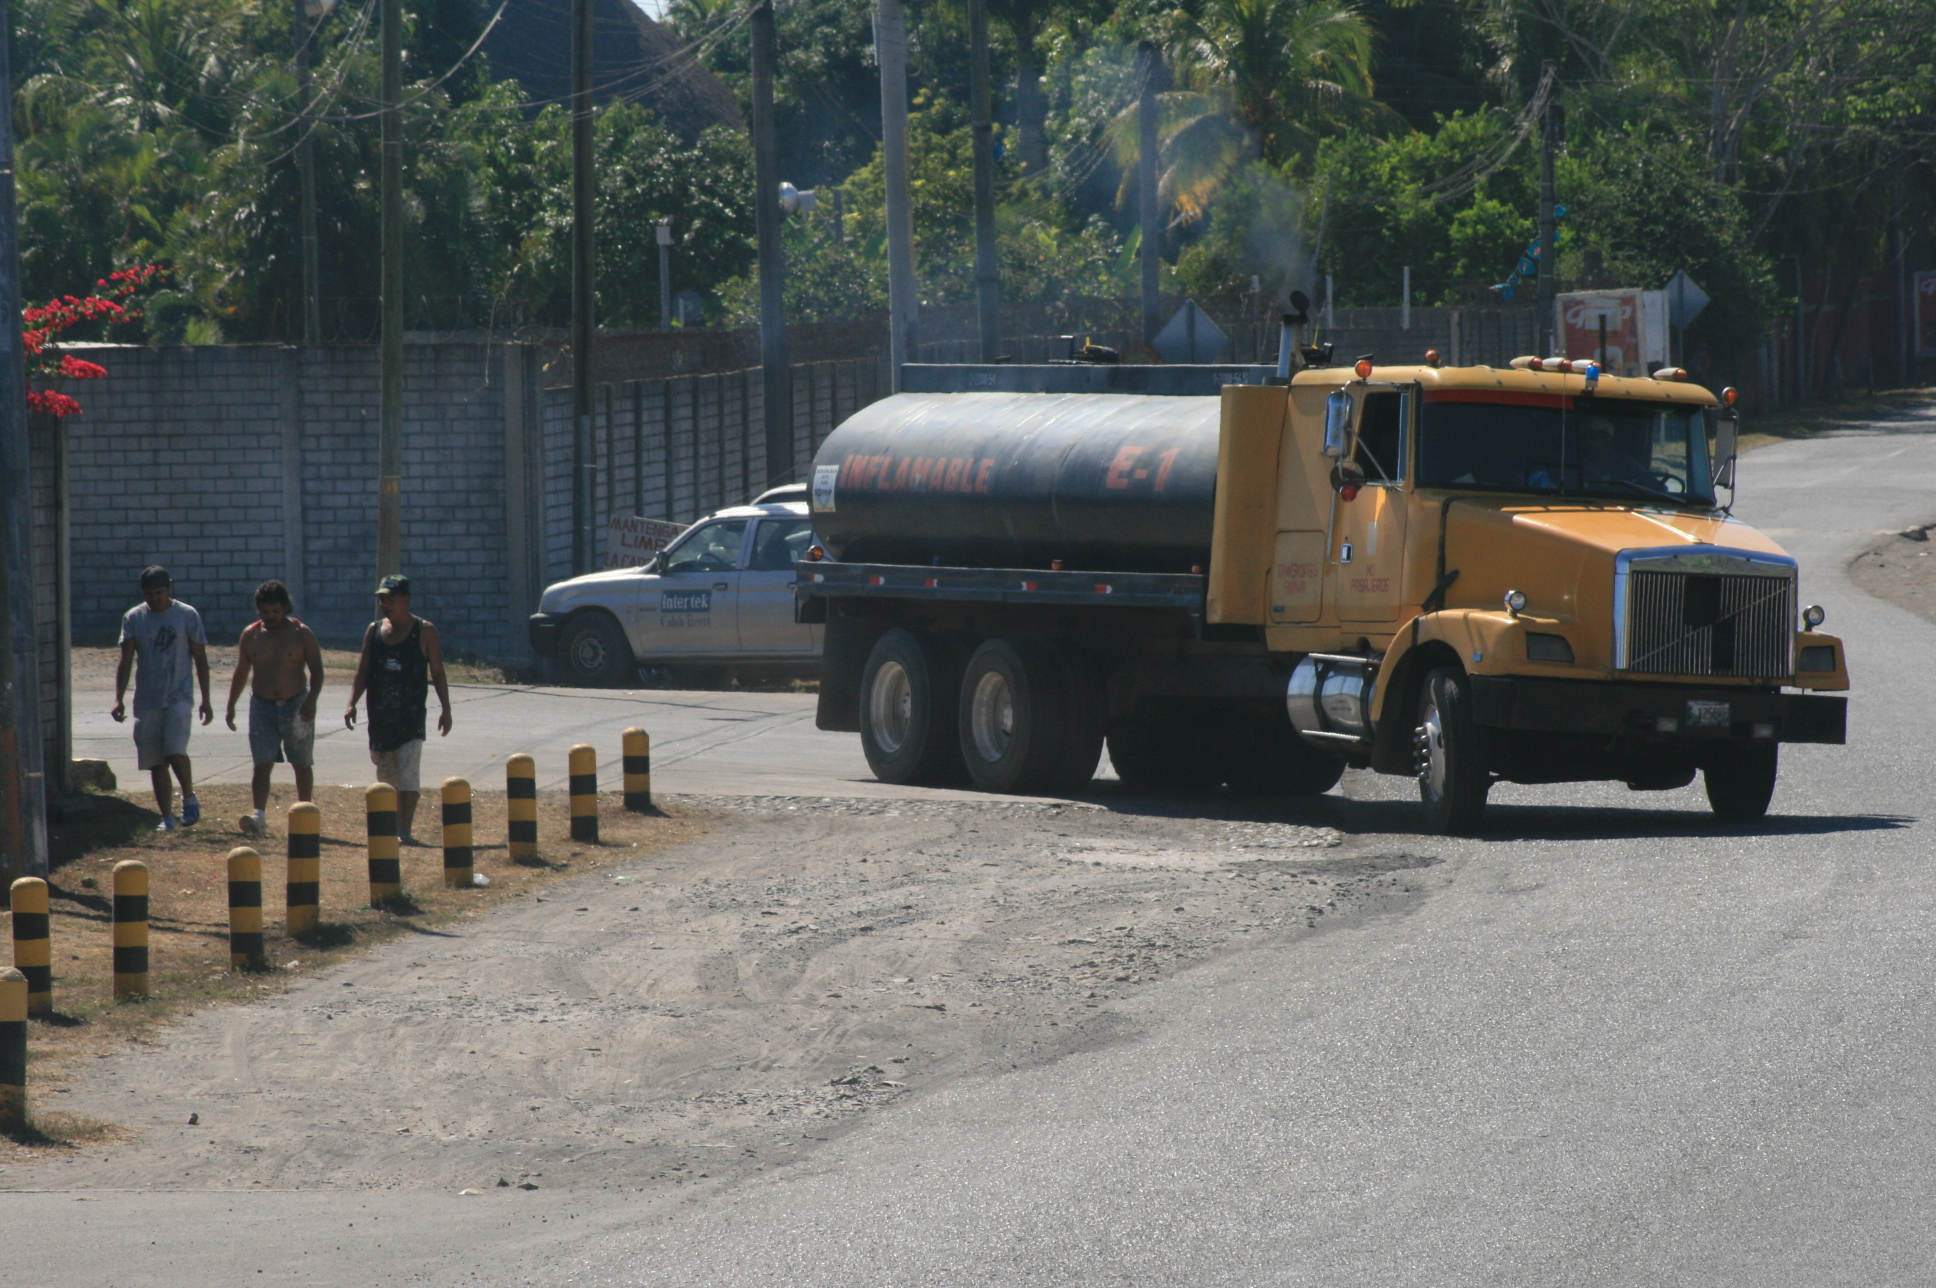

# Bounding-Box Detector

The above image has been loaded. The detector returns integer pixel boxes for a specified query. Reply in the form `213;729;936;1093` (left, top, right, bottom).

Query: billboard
1555;290;1669;376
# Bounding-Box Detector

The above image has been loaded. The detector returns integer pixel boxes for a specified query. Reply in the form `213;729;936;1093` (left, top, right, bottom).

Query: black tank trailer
796;362;1335;801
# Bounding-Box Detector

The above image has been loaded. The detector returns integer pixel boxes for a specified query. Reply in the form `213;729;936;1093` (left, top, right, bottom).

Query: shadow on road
1076;783;1913;843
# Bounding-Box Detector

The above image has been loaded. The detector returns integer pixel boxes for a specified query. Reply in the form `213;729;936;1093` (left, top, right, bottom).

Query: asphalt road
26;405;1935;1287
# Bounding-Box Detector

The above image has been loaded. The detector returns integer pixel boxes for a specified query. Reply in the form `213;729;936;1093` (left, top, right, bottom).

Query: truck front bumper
1469;676;1846;745
528;613;564;658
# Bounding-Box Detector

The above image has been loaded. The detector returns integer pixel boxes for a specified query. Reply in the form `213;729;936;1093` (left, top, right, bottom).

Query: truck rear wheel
859;629;964;785
958;638;1068;794
1043;645;1105;795
1105;706;1226;794
1223;707;1346;797
1704;744;1777;821
1416;667;1490;834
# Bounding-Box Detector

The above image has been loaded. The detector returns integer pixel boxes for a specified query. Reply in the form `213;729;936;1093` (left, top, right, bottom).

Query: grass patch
1739;386;1936;452
3;781;707;1157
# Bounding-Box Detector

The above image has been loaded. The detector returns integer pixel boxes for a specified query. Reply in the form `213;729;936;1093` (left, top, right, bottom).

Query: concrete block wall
65;343;525;661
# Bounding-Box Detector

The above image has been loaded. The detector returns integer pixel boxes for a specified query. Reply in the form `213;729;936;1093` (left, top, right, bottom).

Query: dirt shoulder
2;792;1433;1196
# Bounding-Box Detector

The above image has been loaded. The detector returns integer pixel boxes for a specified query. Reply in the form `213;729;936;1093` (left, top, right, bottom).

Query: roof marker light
1354;358;1373;379
1653;366;1688;381
1424;348;1442;367
1722;386;1738;406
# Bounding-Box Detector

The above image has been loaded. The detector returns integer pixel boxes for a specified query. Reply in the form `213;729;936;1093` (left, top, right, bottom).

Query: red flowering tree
22;265;163;418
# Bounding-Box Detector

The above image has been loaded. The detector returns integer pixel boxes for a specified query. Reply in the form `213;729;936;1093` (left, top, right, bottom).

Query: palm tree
1117;0;1390;226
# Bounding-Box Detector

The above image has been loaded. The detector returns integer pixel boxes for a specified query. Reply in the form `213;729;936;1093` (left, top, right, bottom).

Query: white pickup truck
527;494;820;687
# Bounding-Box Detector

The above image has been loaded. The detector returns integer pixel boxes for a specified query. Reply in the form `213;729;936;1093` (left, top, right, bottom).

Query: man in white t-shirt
111;565;213;830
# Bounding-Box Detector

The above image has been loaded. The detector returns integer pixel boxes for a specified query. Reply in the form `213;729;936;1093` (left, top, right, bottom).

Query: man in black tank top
345;575;452;842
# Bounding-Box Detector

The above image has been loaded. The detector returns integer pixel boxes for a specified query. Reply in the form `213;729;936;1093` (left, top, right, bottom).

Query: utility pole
876;0;917;389
571;0;597;570
751;0;792;487
1137;41;1162;346
378;0;403;580
0;6;49;884
969;0;999;361
1536;61;1560;356
293;0;323;344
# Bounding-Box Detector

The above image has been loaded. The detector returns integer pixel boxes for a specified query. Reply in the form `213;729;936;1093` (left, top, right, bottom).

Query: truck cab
1208;357;1849;829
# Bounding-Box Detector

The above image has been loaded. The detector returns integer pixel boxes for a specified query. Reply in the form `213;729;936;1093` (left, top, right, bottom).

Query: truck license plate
1684;699;1731;729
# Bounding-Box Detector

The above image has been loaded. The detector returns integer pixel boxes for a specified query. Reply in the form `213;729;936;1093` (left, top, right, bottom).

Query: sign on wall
1915;271;1936;359
603;516;687;570
1555;289;1669;376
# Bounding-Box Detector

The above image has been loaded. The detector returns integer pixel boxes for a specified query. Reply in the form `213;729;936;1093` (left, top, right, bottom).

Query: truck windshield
1417;397;1716;504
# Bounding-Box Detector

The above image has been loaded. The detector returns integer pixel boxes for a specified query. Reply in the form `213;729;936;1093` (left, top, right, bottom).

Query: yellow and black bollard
0;967;25;1133
9;877;52;1017
442;777;473;888
286;803;321;937
112;859;149;1000
507;754;538;863
227;847;266;971
622;727;652;812
569;744;599;843
365;783;402;905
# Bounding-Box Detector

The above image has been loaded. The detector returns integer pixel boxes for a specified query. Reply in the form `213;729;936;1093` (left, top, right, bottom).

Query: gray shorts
133;701;193;770
371;740;423;793
250;691;315;767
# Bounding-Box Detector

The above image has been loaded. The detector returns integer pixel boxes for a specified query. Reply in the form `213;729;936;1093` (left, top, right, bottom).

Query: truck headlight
1503;589;1527;616
1802;604;1826;629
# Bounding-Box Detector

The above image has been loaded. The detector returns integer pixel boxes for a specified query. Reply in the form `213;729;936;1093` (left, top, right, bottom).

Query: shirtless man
225;580;325;836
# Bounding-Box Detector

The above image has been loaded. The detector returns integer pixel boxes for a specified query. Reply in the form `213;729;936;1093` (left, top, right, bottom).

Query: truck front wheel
1704;745;1778;821
1416;667;1490;834
859;629;964;785
958;638;1067;794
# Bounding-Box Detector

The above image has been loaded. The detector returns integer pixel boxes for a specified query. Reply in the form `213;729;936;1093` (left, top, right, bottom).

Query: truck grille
1616;551;1796;679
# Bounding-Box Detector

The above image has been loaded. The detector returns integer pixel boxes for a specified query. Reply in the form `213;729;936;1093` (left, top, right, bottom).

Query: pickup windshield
1416;397;1717;504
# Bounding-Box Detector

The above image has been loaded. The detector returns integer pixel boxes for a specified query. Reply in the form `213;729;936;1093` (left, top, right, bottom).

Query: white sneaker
238;813;264;836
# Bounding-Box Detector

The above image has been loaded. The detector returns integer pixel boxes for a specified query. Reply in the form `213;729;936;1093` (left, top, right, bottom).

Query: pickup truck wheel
1415;667;1490;834
958;638;1067;794
859;629;963;785
559;614;634;688
1704;744;1777;821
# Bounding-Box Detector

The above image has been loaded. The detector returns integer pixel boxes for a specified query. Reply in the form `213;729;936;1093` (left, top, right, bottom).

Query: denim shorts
250;691;315;766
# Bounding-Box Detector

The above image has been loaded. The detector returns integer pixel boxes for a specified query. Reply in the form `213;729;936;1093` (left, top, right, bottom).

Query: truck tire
859;629;964;785
1704;745;1777;821
957;638;1068;794
1043;645;1105;795
1223;708;1346;797
1105;706;1225;794
559;613;634;688
1416;666;1490;834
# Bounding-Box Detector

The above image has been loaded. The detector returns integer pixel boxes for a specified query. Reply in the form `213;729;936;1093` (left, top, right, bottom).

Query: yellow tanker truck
797;348;1848;833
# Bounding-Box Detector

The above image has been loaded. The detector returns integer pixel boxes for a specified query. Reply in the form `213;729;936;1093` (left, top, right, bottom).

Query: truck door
640;517;746;656
737;515;820;656
1332;385;1412;624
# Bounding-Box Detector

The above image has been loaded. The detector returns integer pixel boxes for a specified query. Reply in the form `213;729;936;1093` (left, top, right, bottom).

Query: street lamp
657;217;673;330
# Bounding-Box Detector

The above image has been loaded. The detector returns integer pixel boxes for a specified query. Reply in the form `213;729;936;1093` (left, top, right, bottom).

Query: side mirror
1322;389;1353;459
1713;410;1738;490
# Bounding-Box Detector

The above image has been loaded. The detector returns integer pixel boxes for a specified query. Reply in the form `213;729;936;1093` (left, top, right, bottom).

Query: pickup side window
1353;390;1406;483
660;519;748;574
